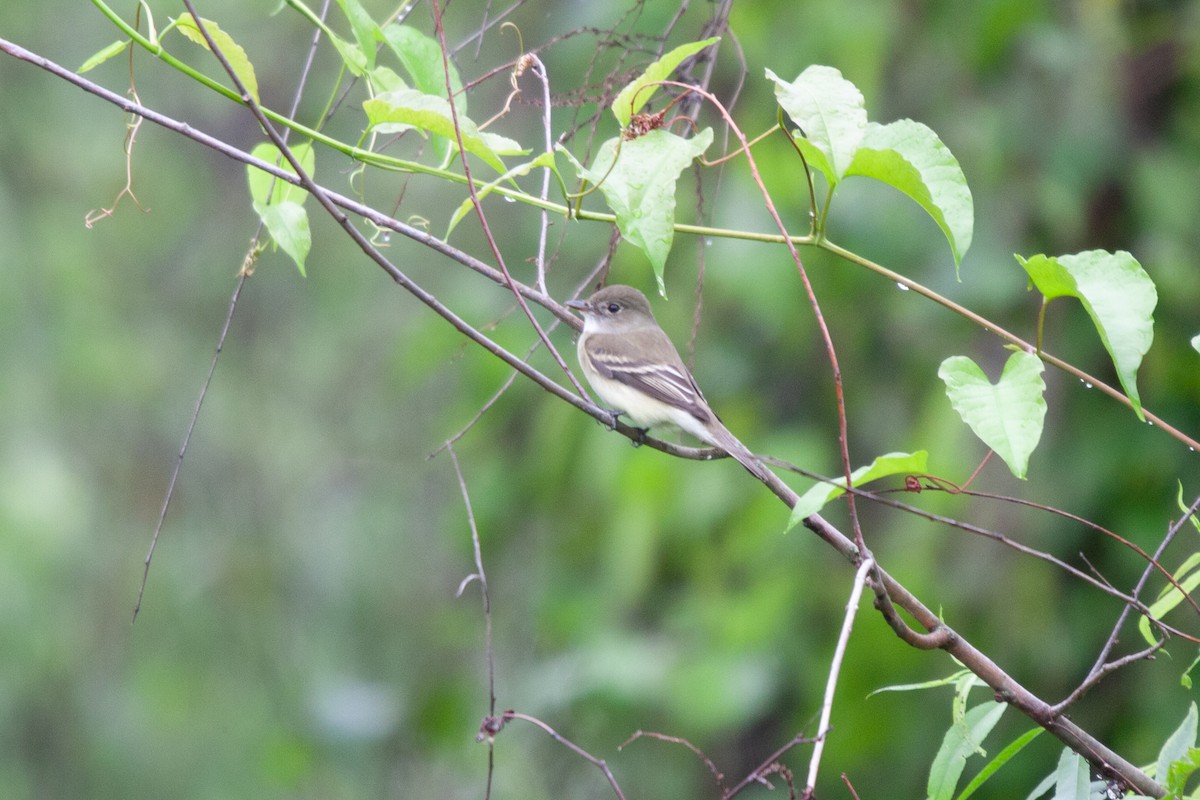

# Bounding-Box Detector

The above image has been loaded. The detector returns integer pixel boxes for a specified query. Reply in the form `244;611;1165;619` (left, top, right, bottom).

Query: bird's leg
601;409;647;446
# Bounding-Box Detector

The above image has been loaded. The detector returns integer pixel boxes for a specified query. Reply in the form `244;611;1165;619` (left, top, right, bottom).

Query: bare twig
491;710;627;800
725;732;815;799
620;730;726;793
448;444;496;716
804;558;875;796
527;53;554;295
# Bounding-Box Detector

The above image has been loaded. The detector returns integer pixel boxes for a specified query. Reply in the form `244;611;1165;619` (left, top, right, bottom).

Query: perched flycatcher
567;285;771;483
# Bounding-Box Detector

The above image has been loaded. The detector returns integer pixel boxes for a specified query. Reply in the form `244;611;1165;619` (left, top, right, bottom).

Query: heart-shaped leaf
938;352;1046;479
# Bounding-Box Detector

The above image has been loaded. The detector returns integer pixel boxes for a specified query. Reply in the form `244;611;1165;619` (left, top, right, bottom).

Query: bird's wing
584;329;712;422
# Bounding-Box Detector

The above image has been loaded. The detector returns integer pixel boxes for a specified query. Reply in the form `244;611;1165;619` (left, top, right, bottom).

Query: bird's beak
565;299;591;313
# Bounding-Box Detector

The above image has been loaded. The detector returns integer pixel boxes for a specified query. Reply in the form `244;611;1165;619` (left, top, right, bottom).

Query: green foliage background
1;1;1198;798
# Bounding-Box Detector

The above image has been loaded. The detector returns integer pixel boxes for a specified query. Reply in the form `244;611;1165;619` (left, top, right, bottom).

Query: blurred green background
1;1;1198;797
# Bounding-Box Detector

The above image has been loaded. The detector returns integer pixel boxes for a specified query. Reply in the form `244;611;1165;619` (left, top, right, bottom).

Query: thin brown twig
500;711;627;800
725;732;815;799
619;730;726;793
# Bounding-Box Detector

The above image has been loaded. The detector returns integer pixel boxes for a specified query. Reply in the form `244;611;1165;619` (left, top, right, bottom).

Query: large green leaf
927;701;1006;800
334;0;382;72
786;451;928;530
847;119;974;270
247;141;315;275
1156;703;1198;795
363;90;522;173
766;65;866;185
382;24;464;108
938;352;1046;479
1018;250;1157;420
612;37;720;127
1052;749;1091;800
175;13;260;103
566;128;713;295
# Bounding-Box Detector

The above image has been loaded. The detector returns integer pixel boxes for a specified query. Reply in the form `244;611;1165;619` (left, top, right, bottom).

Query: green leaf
1018;251;1157;420
1178;482;1200;534
446;151;559;237
787;451;928;530
1052;749;1091;800
253;200;311;275
365;67;412;133
78;40;128;73
247;142;315;206
952;674;987;754
174;13;260;103
382;24;464;108
927;702;1006;800
368;65;408;94
955;728;1043;800
867;669;972;698
334;0;382;72
938;352;1046;480
1157;704;1198;793
1167;748;1200;796
247;142;315;275
1182;650;1200;691
612;37;720;127
847;119;974;271
1138;555;1200;645
363;90;516;173
565;128;713;295
328;31;368;76
767;64;867;185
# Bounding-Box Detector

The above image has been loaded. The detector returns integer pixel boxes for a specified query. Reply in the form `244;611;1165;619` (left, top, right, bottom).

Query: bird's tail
706;423;774;484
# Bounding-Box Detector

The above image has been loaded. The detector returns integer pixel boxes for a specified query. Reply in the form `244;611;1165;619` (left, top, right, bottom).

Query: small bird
566;284;771;483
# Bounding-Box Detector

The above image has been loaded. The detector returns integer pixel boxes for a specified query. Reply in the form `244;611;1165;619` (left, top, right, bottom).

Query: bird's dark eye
606;302;621;314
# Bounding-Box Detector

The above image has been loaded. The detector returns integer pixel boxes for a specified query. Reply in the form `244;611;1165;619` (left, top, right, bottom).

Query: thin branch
527;53;554;296
725;732;815;799
447;444;496;717
619;731;726;793
133;271;250;621
491;711;627;800
804;558;874;796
